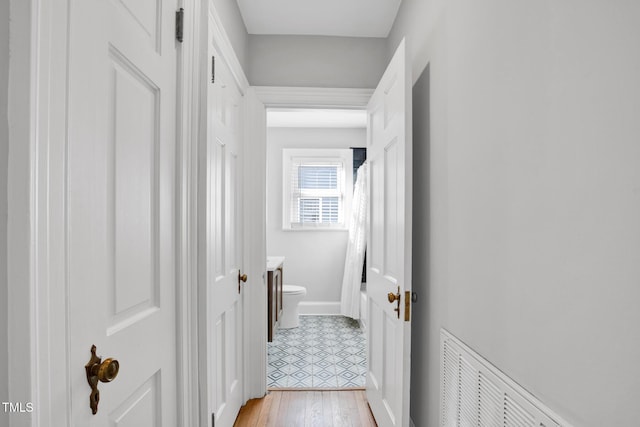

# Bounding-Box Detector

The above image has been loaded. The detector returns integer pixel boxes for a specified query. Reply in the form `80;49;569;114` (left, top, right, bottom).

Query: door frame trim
7;0;203;425
253;86;374;109
177;0;204;425
7;0;71;425
244;86;373;396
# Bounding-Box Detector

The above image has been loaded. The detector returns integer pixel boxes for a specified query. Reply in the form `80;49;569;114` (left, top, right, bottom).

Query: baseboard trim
299;301;340;315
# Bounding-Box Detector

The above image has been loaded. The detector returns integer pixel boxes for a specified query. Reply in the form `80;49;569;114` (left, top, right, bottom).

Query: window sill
281;226;349;232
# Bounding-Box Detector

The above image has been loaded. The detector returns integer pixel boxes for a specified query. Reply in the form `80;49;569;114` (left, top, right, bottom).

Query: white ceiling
236;0;402;38
267;109;367;128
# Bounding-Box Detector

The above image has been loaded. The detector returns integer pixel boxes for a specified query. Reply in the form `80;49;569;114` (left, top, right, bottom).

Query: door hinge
175;8;184;43
211;56;215;83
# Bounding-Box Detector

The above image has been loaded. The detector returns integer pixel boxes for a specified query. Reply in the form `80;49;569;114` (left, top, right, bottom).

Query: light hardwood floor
233;390;377;427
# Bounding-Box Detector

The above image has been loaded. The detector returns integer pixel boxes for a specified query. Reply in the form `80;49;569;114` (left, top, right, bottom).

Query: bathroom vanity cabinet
267;256;284;342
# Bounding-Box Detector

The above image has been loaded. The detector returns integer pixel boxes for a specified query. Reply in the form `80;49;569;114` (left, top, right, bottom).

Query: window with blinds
283;149;353;230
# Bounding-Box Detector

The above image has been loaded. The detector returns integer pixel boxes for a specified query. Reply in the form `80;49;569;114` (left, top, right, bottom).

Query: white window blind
292;163;343;224
283;149;353;230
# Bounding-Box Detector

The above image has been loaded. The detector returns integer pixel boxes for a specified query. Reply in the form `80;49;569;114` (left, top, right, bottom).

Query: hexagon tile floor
267;315;366;388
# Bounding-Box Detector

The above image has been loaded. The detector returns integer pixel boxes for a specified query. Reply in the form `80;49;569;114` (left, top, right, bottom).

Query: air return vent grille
440;330;573;427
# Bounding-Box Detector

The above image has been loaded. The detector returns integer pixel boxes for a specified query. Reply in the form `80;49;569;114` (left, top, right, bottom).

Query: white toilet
280;285;307;329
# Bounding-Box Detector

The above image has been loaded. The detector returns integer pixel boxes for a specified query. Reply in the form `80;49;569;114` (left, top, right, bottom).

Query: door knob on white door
85;345;120;415
387;290;400;303
238;272;248;293
387;286;401;319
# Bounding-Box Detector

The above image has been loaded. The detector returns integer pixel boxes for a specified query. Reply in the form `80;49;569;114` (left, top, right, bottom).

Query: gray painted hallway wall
393;1;640;426
248;35;387;88
0;0;10;419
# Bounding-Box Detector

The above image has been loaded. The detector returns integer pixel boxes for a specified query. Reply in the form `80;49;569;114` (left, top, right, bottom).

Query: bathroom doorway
265;108;369;388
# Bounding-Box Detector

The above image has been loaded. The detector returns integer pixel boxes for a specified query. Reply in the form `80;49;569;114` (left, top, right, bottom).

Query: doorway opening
264;108;369;389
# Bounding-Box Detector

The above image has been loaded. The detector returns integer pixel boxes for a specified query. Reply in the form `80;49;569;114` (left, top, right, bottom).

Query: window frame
282;148;353;231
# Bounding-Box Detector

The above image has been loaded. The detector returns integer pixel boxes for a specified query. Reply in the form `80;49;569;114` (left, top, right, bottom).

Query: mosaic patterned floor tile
267;315;366;388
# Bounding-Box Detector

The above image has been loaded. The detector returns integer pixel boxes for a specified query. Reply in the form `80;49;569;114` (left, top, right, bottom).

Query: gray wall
410;64;436;427
212;0;249;72
266;127;366;302
212;0;388;88
393;1;640;426
216;3;389;89
0;0;9;410
248;35;387;88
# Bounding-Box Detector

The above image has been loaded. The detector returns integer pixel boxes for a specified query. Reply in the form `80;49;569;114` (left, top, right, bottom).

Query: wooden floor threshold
234;390;377;427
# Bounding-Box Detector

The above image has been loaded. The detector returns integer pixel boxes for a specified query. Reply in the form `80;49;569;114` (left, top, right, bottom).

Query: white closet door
366;38;413;427
67;0;179;424
203;35;245;426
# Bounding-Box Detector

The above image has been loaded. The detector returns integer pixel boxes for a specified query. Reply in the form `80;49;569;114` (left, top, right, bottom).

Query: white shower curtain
340;162;368;319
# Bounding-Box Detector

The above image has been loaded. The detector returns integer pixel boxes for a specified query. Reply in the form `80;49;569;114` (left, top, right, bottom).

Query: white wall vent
440;329;573;427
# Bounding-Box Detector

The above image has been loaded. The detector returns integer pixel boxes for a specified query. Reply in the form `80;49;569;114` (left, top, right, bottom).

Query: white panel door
67;0;178;425
203;38;245;427
366;39;413;427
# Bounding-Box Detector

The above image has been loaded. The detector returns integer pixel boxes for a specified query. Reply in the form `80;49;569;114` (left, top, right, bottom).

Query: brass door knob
85;345;120;415
388;291;400;303
237;272;248;294
388;286;401;319
95;358;119;382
